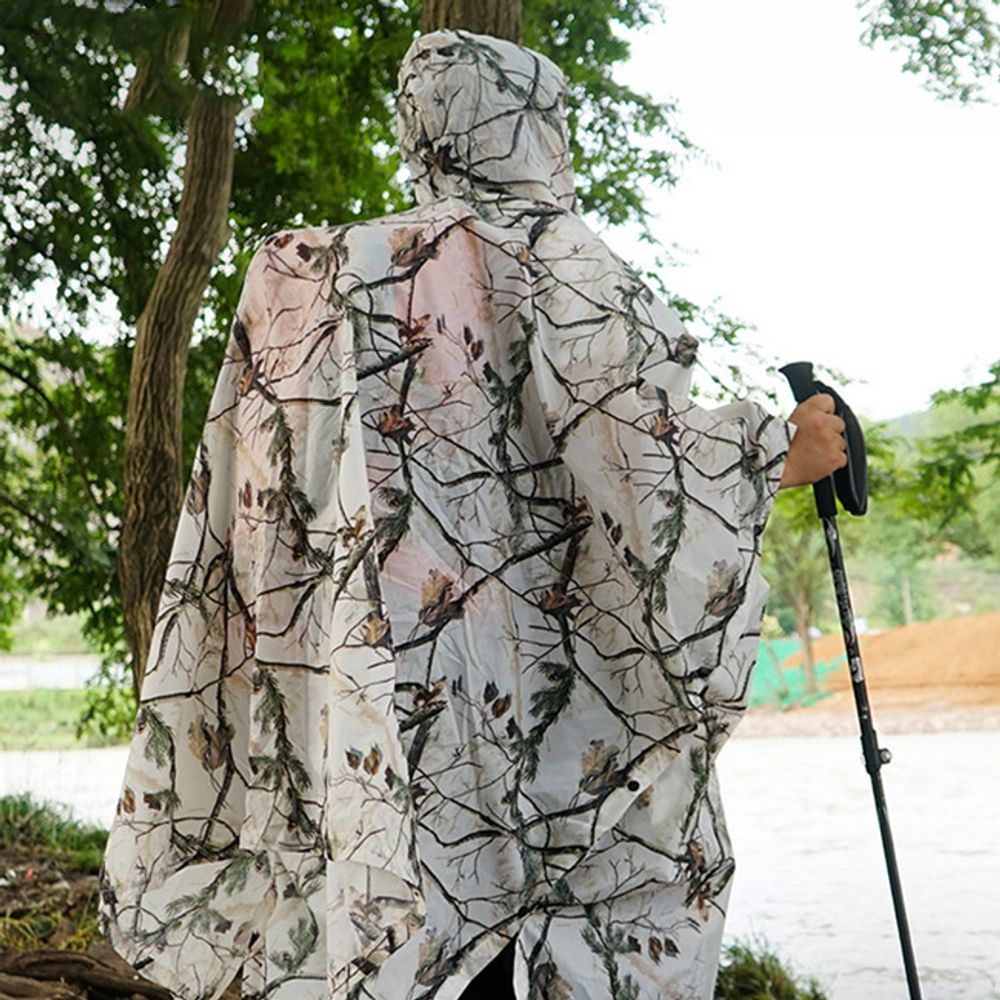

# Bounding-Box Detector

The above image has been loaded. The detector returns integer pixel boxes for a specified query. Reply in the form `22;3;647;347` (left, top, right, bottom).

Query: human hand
778;393;848;489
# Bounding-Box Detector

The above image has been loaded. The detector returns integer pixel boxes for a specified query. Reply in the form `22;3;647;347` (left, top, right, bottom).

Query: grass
6;610;92;656
0;907;102;953
0;791;108;873
0;688;125;750
0;793;108;952
716;939;829;999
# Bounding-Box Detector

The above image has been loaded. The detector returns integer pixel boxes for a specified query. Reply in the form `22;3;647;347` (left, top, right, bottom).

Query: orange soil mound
780;610;1000;705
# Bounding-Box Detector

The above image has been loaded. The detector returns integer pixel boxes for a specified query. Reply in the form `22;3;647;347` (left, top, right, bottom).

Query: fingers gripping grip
779;361;868;518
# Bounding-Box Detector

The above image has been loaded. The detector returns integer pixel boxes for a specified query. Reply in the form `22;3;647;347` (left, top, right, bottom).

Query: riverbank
738;691;1000;738
741;610;1000;738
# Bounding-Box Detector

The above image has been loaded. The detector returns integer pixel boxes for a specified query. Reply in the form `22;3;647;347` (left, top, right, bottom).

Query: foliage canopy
0;0;694;721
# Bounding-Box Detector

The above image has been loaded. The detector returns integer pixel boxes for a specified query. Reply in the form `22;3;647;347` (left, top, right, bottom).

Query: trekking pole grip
778;361;838;518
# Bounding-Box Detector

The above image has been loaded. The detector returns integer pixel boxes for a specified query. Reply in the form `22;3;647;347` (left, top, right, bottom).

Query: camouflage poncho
99;28;794;1000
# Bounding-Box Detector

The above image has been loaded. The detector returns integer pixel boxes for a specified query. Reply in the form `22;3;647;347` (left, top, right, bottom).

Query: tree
120;0;254;700
859;2;1000;556
858;0;1000;102
0;321;128;676
0;524;25;651
761;488;834;692
909;363;1000;558
422;0;521;40
0;0;693;703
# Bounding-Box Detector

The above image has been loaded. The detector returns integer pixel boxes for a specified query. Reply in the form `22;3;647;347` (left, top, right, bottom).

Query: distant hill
877;409;928;441
873;395;1000;443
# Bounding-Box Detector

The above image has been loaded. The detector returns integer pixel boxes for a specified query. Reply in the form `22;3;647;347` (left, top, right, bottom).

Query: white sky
615;0;1000;421
19;3;997;422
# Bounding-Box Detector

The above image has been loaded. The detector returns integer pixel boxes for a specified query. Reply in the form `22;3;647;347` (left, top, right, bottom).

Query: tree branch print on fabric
99;28;793;1000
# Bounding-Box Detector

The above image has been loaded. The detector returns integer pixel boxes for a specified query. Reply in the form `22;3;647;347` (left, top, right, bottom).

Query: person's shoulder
246;198;476;275
264;197;474;242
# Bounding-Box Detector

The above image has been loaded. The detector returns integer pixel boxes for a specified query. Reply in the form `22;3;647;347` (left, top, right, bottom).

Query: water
719;729;1000;999
0;654;101;691
0;746;126;828
1;731;997;998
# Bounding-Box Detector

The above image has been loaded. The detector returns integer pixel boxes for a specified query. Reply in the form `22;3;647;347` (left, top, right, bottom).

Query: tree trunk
421;0;522;42
901;572;914;625
794;595;817;694
0;949;173;999
119;0;249;698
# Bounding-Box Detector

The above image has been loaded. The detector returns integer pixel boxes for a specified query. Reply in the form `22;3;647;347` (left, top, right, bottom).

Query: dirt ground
0;838;184;998
0;844;100;951
739;610;1000;737
0;847;239;999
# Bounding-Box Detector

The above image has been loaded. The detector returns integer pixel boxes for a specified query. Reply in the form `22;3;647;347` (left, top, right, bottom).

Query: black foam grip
816;381;868;517
778;362;869;518
778;361;838;518
779;361;819;404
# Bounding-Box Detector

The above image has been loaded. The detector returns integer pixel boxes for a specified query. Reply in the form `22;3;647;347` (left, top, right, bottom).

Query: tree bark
0;949;173;999
901;572;914;625
421;0;522;42
119;1;250;699
794;594;818;694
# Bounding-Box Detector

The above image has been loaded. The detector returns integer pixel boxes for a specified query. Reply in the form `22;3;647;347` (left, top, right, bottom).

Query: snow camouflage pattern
98;28;795;1000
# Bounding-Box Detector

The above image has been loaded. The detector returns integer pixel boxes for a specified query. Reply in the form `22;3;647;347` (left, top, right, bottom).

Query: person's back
98;28;846;1000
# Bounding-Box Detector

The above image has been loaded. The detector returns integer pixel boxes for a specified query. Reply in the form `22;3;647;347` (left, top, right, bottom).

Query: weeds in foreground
0;794;107;953
0;792;108;872
716;938;830;999
0;913;44;950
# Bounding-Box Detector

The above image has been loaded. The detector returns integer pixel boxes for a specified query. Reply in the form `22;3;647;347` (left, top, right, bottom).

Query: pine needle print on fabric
99;28;794;1000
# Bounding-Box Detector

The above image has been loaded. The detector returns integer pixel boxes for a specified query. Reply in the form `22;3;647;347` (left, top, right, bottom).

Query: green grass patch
7;611;92;655
0;688;125;750
0;792;108;873
716;938;829;999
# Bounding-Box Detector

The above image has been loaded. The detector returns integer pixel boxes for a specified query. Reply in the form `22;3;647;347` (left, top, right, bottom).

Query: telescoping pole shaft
821;514;922;1000
779;360;922;998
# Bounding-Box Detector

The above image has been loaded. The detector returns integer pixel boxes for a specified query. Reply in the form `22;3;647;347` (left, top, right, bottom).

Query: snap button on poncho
99;28;794;1000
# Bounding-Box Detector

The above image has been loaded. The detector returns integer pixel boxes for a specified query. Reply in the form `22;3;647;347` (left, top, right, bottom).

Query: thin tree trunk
421;0;522;42
901;572;914;625
794;595;817;694
119;0;248;699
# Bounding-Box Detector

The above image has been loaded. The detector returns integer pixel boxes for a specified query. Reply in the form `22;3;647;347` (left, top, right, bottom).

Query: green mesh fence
749;638;846;709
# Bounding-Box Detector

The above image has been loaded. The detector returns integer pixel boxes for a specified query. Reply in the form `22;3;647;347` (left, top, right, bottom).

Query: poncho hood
98;27;794;1000
396;29;578;211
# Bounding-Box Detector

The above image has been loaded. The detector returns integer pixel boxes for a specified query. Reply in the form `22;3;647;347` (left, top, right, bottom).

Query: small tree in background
761;488;834;693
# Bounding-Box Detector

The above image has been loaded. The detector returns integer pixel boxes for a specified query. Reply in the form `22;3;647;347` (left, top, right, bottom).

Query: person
98;28;846;1000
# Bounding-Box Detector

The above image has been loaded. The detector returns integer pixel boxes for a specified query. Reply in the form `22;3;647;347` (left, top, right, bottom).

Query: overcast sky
614;0;1000;421
20;3;996;422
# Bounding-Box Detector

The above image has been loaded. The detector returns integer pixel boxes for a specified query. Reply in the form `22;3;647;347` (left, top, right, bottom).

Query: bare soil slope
742;611;1000;736
791;610;1000;698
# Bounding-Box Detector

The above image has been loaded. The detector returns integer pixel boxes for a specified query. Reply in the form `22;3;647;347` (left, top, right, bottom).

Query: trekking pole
779;361;923;1000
